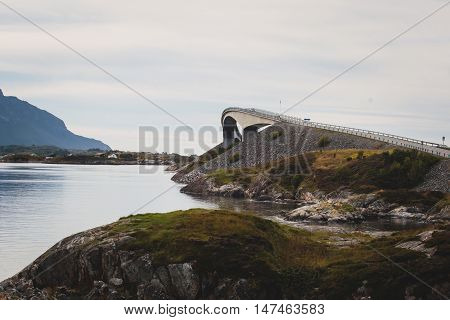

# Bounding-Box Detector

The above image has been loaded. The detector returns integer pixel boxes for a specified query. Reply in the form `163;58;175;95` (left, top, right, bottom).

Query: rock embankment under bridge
173;123;392;184
173;123;449;224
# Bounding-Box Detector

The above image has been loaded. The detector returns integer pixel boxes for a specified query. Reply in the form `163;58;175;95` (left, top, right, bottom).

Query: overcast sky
0;0;449;153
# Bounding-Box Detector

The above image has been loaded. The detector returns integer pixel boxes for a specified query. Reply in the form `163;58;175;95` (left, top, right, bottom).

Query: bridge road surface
221;107;449;158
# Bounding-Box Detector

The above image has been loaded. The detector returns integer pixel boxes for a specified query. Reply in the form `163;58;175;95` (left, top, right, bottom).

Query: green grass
112;209;329;283
107;209;450;299
208;167;261;186
271;131;283;140
304;149;440;192
338;202;356;213
205;148;444;208
379;190;445;207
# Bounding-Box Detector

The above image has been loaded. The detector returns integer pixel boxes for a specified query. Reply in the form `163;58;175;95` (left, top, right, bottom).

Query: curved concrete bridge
221;107;449;158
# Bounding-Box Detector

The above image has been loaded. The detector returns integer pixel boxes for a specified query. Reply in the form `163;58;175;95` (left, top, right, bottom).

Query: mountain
0;89;110;150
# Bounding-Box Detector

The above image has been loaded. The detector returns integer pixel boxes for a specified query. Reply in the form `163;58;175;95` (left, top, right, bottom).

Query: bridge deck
222;107;449;158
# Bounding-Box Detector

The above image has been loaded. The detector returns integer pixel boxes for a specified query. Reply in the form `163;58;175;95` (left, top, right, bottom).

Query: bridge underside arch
242;124;271;140
223;116;242;148
222;111;275;148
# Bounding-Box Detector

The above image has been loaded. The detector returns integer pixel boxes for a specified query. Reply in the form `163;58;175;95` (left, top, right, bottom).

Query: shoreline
0;161;169;166
1;208;448;300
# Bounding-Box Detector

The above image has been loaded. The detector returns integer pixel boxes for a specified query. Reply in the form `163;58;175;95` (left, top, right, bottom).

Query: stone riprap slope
174;125;449;224
173;123;391;183
415;160;450;193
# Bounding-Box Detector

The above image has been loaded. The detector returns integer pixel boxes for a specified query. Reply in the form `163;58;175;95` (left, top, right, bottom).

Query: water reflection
0;163;425;281
187;194;297;215
189;194;425;232
0;163;213;281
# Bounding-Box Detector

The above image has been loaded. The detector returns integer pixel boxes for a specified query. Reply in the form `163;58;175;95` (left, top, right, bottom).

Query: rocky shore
176;135;449;225
282;191;449;223
0;211;272;300
1;209;449;300
181;174;449;223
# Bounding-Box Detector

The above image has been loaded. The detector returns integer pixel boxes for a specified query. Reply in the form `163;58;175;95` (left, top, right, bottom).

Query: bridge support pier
242;125;259;141
223;117;242;148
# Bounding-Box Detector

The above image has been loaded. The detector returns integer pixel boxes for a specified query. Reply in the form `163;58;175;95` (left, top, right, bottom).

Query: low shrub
229;152;240;163
318;136;331;148
271;131;283;140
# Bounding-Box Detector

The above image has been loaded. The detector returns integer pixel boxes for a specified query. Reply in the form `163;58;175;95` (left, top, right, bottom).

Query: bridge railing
222;107;449;158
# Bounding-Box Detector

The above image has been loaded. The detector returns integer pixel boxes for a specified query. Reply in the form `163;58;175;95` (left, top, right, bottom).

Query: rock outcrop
181;171;447;223
0;225;257;300
395;230;441;258
283;192;435;222
1;209;449;300
180;174;292;201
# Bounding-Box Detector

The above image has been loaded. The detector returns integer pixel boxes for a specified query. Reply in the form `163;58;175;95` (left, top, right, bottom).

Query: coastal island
1;121;449;300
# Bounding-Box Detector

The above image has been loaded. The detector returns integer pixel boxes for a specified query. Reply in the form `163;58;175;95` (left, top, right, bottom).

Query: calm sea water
0;163;296;281
0;163;423;281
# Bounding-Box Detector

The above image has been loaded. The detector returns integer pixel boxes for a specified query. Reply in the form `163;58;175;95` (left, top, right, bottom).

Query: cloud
0;0;449;152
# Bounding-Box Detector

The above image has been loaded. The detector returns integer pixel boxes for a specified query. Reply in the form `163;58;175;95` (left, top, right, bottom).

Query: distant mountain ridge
0;88;110;150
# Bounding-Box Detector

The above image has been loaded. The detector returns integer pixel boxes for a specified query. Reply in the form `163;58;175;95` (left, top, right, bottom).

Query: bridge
221;107;449;158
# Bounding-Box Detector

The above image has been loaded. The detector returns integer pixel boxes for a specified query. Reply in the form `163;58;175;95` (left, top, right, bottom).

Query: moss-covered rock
1;209;449;299
181;149;447;214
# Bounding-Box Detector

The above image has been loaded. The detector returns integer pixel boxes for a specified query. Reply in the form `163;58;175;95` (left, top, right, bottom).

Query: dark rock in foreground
1;209;449;300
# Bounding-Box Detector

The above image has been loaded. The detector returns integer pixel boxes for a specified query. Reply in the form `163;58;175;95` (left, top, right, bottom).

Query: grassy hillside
205;149;444;205
302;149;440;191
110;209;449;299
